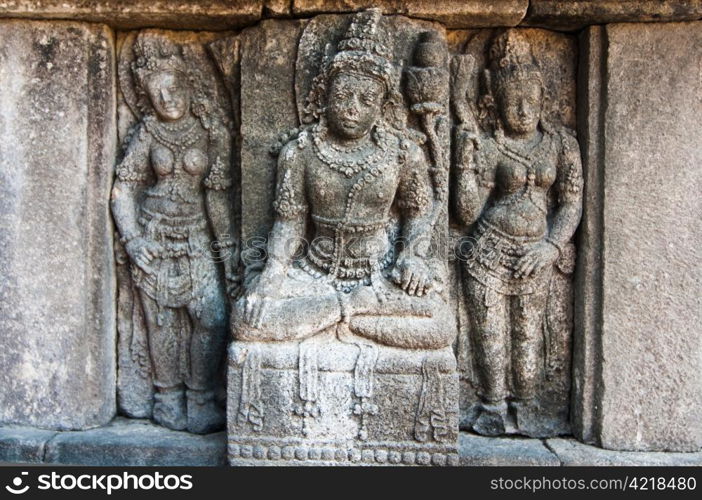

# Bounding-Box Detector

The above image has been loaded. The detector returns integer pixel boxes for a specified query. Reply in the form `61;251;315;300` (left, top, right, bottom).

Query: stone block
525;1;702;30
293;1;528;28
459;433;560;466
228;339;459;466
547;438;702;466
0;427;57;463
0;20;116;430
44;418;226;466
264;0;292;17
0;1;262;30
573;22;702;452
238;19;307;249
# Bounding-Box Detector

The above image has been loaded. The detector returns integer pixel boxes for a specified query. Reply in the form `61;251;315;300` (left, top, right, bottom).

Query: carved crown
489;29;543;90
131;33;187;86
327;8;396;91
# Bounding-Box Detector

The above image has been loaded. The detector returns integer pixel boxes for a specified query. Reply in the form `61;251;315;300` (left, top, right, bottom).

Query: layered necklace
494;126;550;214
145;114;203;155
311;123;387;178
494;127;548;182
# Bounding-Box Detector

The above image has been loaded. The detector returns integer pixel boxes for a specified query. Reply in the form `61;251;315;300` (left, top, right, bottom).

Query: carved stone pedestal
227;334;459;466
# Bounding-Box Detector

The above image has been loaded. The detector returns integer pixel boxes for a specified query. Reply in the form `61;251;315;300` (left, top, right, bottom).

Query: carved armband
204;156;233;191
115;125;149;184
558;133;584;204
397;169;431;216
116;158;149;183
273;167;307;219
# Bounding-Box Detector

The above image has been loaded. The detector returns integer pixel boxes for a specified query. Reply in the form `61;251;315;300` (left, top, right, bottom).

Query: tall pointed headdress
327;8;396;92
302;9;400;124
131;33;187;88
488;29;543;90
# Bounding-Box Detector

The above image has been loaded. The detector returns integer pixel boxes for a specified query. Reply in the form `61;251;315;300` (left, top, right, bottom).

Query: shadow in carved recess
449;28;583;438
112;29;241;434
228;9;460;465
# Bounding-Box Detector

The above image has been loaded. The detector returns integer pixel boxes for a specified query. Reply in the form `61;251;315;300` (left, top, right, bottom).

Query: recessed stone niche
0;1;699;466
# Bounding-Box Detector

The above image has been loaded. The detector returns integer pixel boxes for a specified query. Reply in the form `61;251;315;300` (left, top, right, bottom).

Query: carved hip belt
311;214;389;234
299;236;395;293
462;219;549;296
139;209;209;248
132;209;215;308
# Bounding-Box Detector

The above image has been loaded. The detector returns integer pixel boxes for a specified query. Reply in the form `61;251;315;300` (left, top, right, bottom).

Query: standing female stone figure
111;33;237;433
454;30;583;435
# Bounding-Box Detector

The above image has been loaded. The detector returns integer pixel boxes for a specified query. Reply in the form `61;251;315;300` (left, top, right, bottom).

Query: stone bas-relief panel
112;29;240;434
448;28;581;438
228;9;460;465
106;10;583;457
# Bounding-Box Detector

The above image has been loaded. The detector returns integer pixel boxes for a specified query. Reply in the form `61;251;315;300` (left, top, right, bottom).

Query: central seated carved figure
233;19;452;349
228;10;459;465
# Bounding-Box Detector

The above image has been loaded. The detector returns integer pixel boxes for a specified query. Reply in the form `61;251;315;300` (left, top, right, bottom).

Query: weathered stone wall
574;22;702;452
0;20;116;430
0;0;699;458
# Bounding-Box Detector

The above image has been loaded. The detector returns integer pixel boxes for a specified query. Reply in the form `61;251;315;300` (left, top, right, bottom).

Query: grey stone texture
573;22;702;452
547;438;702;466
43;418;226;466
459;433;560;466
525;1;702;30
0;20;116;430
7;423;700;466
238;18;306;249
0;1;263;30
1;0;699;31
0;427;57;463
292;1;529;28
228;342;459;466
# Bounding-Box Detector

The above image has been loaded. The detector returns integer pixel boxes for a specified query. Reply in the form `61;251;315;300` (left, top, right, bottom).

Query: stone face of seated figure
232;10;453;350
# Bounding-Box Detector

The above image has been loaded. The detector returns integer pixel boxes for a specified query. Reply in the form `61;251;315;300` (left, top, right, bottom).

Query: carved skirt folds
131;209;218;315
462;219;552;299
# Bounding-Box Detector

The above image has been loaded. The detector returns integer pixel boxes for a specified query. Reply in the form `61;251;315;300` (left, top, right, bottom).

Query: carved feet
153;387;187;431
153;386;225;434
186;389;226;434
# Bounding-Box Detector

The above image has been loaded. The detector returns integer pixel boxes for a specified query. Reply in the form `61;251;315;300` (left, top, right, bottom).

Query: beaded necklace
311;123;388;178
145;115;203;155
